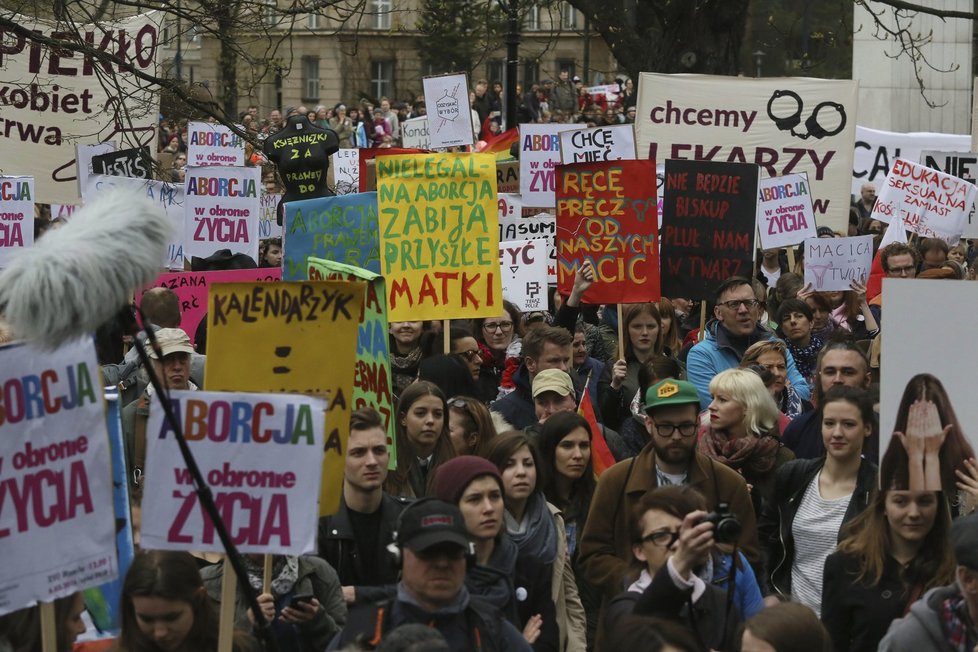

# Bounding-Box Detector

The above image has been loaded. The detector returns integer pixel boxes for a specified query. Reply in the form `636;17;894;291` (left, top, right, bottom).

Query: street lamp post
752;50;766;78
498;0;520;130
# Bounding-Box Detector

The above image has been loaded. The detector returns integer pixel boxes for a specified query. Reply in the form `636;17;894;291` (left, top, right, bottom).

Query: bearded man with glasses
579;379;759;608
687;276;811;409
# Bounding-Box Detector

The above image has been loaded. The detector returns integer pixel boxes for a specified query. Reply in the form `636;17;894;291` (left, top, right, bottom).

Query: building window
371;60;394;99
488;59;504;85
262;0;278;27
308;13;320;29
371;0;391;30
523;61;540;86
525;5;540;31
561;2;577;29
302;57;320;103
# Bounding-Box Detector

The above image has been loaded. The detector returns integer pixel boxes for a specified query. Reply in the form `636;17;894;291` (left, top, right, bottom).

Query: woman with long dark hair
0;593;85;652
598;302;663;431
821;490;954;652
383;380;456;498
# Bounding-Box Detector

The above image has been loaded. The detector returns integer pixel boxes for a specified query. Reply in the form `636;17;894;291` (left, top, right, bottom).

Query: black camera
701;502;741;545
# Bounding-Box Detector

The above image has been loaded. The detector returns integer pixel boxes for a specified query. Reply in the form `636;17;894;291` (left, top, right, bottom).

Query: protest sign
635;74;856;233
331;148;360;195
141;390;326;554
871;157;977;243
50;203;79;220
499;238;549;310
880;281;978;491
586;84;620;103
139;268;282;345
358;147;428;192
91;146;153;179
660;159;759;300
75;142;116;197
853;125;970;196
803;235;873;291
376;153;502;321
0;12;160;204
187;121;245;167
204;280;364;516
920;150;978;238
556;159;659;303
401;117;432;150
520;123;578;207
0;176;35;268
498;193;523;221
423;73;474;149
497;206;556;284
497;160;520;193
0;339;116;616
84;388;135;634
183;165;261;262
283;192;380;280
259;191;283;240
87;174;185;269
756;173;816;250
559;124;636;164
307;258;396;467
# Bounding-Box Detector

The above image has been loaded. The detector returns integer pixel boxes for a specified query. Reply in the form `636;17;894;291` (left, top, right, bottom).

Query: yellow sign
204;280;365;516
376;153;503;321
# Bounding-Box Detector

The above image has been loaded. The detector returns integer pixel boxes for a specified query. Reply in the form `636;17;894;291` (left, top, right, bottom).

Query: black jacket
317;494;411;596
758;457;877;598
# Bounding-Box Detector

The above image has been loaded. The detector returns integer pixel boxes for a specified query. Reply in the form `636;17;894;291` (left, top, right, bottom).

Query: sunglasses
457;349;481;361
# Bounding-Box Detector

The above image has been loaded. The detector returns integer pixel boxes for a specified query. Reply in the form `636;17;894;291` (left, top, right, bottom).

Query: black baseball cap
398;500;470;552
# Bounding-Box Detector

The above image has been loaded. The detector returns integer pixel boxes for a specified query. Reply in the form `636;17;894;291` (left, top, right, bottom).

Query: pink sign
140;268;281;343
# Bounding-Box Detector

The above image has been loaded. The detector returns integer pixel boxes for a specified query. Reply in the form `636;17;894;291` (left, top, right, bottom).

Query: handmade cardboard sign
498;238;549;310
804;235;873;291
283;192;380;280
756;173;816;250
187;121;245;167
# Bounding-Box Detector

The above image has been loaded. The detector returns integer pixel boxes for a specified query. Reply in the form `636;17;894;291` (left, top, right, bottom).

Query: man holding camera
579;379;759;603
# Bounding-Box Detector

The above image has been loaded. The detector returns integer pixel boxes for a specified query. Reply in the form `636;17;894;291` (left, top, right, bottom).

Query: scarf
504;493;558;566
786;335;823;384
242;555;299;597
697;427;781;476
390;345;422;396
466;536;519;624
940;595;977;652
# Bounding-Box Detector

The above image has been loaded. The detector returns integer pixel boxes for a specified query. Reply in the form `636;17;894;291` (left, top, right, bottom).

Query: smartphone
291;593;315;606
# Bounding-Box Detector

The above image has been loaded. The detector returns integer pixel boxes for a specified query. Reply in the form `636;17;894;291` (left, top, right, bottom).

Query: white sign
86;175;185;269
259;191;283;240
423;73;474;149
756;173;816;250
401;117;431;150
331;149;360;195
75;142;116;197
0;13;161;204
804;235;873;291
0;176;35;268
498;208;557;284
519;123;578;208
852;125;970;196
920;150;978;238
50;203;79;220
498;238;549;311
586;84;620;102
187;122;245;167
635;74;857;234
871;157;977;243
183;166;261;263
0;339;117;616
497;193;523;222
559;124;636;164
141;390;327;554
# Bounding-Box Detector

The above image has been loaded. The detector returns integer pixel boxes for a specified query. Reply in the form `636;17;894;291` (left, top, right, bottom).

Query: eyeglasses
457;349;481;361
716;299;760;311
887;265;916;276
652;422;698;438
483;321;514;333
640;529;680;548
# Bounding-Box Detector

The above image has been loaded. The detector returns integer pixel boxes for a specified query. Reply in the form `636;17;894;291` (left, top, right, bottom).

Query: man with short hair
870;241;920;324
687;276;810;408
327;500;531;651
532;368;577;424
491;325;575;429
853;182;876;220
551;70;576;114
579;378;759;601
781;339;874;460
318;408;410;604
878;510;978;651
471;80;491;138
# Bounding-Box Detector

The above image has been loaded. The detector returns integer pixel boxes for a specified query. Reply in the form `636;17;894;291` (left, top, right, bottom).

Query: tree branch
865;0;977;21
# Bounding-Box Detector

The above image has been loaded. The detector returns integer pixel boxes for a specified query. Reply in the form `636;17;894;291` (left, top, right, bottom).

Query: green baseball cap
642;379;700;413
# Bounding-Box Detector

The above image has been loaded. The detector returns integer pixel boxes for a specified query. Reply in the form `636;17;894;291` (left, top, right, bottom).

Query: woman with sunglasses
446;395;497;457
449;326;499;404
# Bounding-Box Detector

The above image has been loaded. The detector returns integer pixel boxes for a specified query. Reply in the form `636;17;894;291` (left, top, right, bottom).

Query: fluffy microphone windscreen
0;187;173;349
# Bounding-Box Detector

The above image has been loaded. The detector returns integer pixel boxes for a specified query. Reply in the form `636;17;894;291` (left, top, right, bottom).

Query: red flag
579;388;615;476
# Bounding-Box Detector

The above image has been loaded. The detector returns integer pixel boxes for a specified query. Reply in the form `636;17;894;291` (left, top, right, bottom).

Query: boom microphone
0;187;172;349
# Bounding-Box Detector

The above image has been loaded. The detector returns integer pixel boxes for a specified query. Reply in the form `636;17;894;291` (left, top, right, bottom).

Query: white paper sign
920;150;978;239
0;339;117;616
871;157;977;244
559;124;636;164
497;193;523;222
331;149;360;195
141;390;327;554
0;176;35;268
498;210;557;283
183;166;261;262
804;235;873;291
853;125;970;196
187;121;246;167
50;203;79;220
259;191;283;240
75;142;116;197
87;175;185;269
401;117;431;150
423;73;474;149
756;173;816;250
498;238;549;310
519;123;578;208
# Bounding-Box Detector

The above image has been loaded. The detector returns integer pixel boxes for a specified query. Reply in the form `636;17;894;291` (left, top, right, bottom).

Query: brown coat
577;445;760;600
